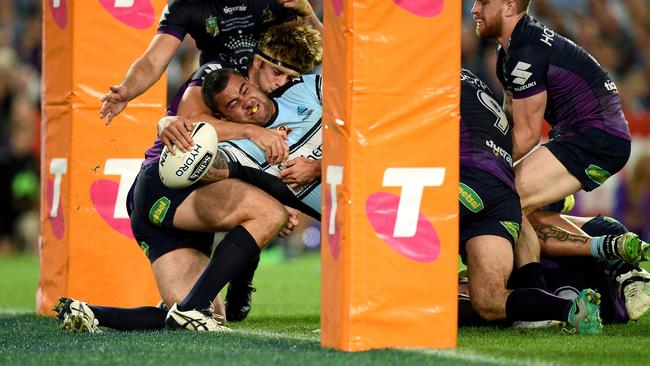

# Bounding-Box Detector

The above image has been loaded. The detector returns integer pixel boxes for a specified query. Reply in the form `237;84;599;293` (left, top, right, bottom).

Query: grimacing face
472;0;505;40
212;73;275;126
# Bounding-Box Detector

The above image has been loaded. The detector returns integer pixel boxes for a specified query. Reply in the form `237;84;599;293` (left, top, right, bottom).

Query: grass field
1;251;650;366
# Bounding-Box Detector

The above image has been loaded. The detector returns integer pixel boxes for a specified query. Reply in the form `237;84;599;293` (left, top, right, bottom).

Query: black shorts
544;128;631;192
459;166;522;262
127;163;213;263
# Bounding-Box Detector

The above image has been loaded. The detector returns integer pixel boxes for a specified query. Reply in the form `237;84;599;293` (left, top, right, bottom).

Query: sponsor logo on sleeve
459;183;484;213
585;164;611;185
149;197;171;226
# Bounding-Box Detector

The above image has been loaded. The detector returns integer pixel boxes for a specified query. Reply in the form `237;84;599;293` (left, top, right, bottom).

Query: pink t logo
365;168;445;262
98;0;155;29
50;0;68;29
394;0;444;17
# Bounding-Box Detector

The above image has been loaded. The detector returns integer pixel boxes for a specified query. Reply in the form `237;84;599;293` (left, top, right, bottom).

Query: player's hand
278;206;300;238
278;0;312;17
100;85;130;125
280;157;320;188
157;116;194;154
247;125;289;165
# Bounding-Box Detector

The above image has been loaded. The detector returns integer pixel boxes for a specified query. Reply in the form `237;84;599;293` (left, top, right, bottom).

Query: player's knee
471;295;506;321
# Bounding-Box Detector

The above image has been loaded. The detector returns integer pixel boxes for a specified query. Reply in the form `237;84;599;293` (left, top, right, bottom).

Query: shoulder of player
510;14;548;46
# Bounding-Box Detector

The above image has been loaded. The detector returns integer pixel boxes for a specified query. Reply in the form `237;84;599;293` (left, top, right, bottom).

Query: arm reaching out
100;34;181;124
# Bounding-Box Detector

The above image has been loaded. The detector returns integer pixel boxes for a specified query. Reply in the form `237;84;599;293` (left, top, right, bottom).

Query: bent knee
470;291;507;321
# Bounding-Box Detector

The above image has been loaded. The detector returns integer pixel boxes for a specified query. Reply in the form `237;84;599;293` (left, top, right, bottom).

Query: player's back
460;68;515;191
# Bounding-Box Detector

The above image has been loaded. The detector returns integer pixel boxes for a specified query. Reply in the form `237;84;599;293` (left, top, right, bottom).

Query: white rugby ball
159;122;219;189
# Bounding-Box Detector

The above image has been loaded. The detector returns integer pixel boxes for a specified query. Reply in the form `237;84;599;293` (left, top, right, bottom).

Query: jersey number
477;90;509;135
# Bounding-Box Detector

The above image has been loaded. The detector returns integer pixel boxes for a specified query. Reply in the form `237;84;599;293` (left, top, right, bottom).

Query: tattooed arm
534;224;591;257
199;149;230;184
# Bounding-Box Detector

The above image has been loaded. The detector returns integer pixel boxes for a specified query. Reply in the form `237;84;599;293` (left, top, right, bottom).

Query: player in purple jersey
99;0;322;124
459;68;602;334
471;0;648;283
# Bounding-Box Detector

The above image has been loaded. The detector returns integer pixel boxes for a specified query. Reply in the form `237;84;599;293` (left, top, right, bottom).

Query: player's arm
100;34;181;124
503;90;513;126
511;91;547;161
177;85;289;164
279;0;323;34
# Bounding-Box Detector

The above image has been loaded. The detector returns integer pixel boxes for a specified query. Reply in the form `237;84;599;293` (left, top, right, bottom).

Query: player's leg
567;215;650;321
466;235;602;334
166;179;287;328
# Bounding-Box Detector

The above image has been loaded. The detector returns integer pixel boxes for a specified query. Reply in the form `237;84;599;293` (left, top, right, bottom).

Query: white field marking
410;349;557;366
236;328;555;366
0;308;33;315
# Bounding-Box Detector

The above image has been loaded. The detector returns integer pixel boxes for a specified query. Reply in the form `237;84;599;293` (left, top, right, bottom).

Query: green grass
1;252;650;365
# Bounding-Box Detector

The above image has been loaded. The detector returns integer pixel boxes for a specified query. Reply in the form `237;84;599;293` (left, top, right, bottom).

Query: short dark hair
201;68;243;114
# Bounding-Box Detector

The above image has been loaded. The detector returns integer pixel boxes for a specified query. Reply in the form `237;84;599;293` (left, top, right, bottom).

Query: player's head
471;0;529;40
202;68;275;125
248;21;323;94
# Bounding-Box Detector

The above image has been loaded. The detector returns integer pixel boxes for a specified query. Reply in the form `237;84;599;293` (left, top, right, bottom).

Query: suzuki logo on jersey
511;62;533;86
326;165;444;263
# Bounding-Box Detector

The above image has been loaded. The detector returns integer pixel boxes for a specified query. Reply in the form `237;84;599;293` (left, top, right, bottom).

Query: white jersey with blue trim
220;73;322;214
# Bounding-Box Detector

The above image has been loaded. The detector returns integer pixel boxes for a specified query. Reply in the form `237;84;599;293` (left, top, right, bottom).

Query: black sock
89;305;167;330
179;226;260;311
508;262;549;291
505;288;573;322
231;253;261;286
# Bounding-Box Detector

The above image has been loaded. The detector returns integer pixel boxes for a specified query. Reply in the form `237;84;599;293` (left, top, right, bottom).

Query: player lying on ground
459;68;602;334
472;0;636;288
459;215;650;327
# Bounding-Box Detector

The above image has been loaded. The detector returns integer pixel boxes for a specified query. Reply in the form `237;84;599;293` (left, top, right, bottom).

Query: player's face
472;0;504;40
213;74;275;125
250;56;300;94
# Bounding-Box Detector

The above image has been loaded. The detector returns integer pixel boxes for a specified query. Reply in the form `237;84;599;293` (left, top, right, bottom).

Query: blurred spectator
614;153;650;241
462;1;650;116
0;0;40;254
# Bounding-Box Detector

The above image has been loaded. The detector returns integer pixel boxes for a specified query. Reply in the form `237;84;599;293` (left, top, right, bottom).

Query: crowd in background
0;0;41;254
0;0;648;254
462;0;650;116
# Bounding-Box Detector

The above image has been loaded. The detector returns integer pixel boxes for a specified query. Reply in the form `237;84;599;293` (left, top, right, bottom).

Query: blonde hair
257;21;323;74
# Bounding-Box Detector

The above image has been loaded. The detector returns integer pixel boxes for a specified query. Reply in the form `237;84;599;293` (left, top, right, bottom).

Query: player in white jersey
215;72;323;217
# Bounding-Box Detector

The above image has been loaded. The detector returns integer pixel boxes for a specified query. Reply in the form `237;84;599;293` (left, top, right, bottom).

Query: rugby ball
159;122;219;189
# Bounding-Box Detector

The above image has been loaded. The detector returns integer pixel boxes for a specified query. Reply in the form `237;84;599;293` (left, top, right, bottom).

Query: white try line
237;328;555;366
0;308;33;315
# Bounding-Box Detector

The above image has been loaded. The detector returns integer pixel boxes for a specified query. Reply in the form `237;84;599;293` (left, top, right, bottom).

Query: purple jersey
143;61;241;167
496;14;630;140
460;69;515;191
158;0;296;66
